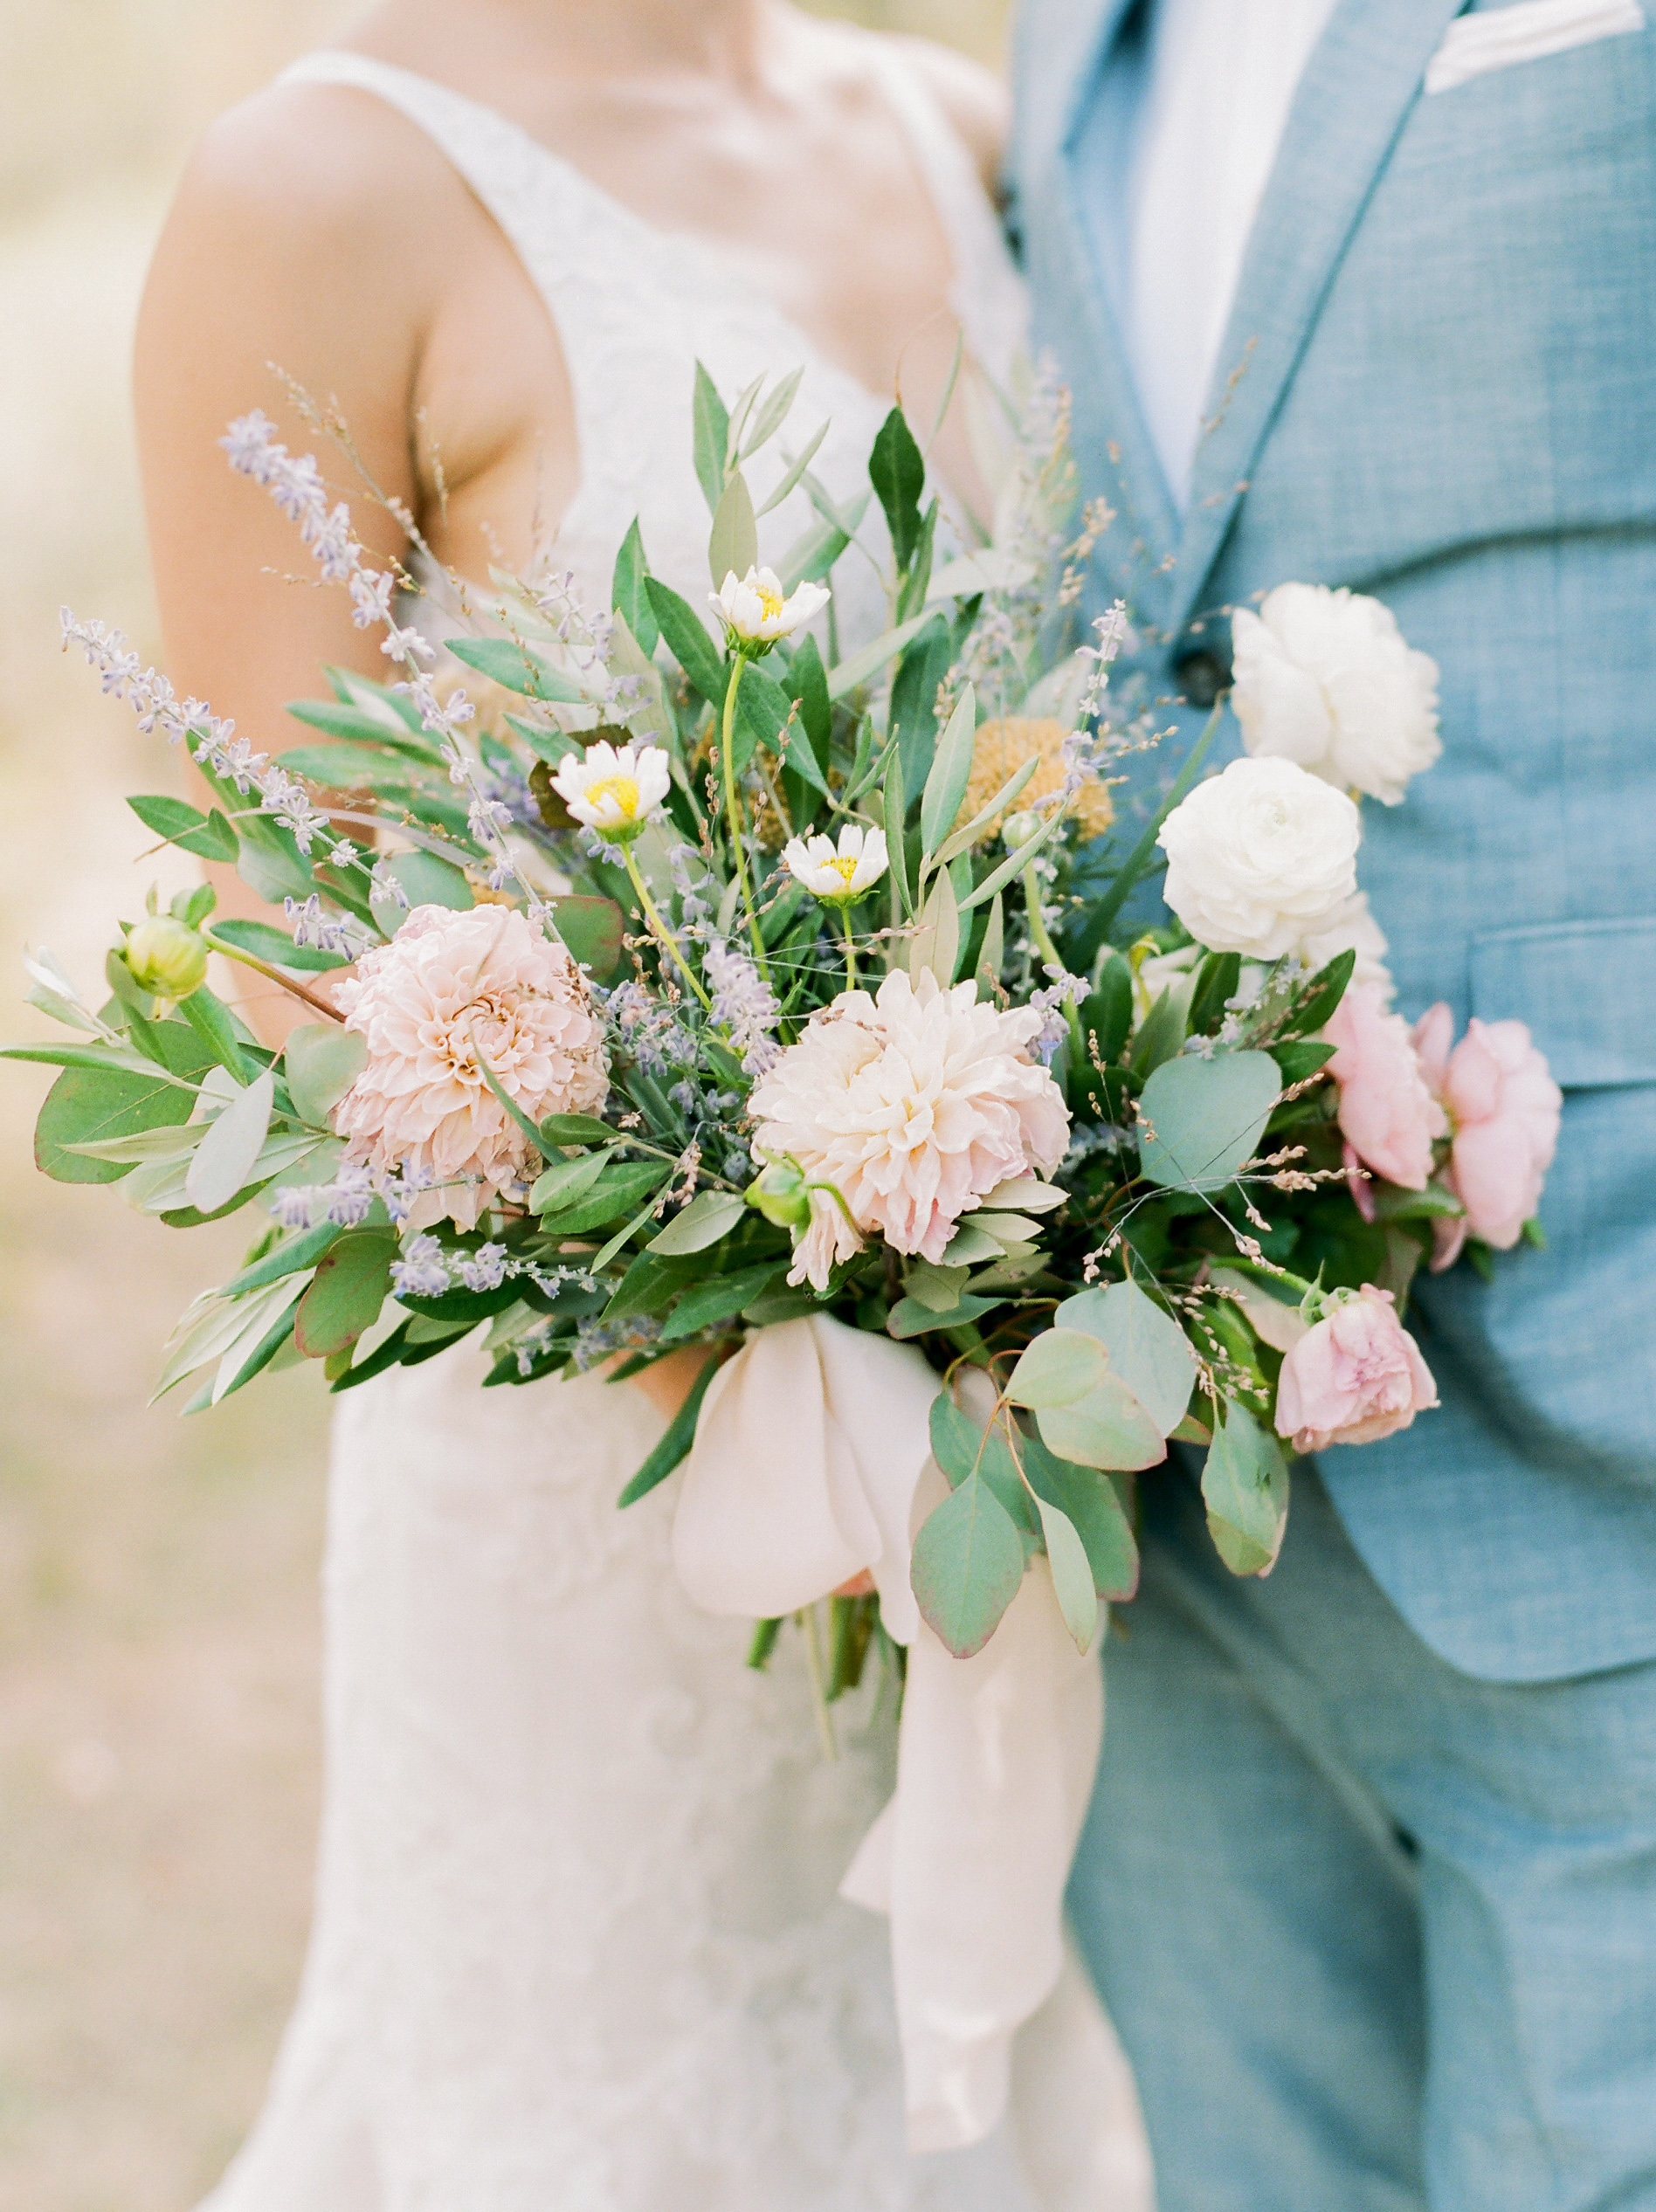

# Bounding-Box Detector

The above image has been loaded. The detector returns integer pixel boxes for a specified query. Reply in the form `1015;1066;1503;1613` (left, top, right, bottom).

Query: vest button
1173;648;1232;711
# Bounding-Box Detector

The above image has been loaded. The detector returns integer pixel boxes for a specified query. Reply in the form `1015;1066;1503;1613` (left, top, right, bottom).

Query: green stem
839;903;858;989
622;847;712;1011
1085;699;1225;949
798;1603;838;1761
720;655;770;978
200;928;345;1023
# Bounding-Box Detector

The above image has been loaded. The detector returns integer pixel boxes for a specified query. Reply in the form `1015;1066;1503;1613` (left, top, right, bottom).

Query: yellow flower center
756;581;786;622
584;772;639;819
825;855;860;890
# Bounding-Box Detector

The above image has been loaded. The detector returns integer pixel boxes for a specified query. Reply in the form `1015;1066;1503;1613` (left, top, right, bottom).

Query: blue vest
1008;0;1656;1680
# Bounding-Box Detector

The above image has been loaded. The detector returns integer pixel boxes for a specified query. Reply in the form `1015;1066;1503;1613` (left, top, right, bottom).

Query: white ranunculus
1231;582;1441;806
709;565;831;647
551;736;672;841
1294;889;1395;1002
1157;755;1362;961
783;823;888;903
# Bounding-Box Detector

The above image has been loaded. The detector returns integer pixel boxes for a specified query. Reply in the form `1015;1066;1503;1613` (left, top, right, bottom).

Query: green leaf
1201;1399;1291;1576
1018;1429;1140;1600
907;865;960;983
645;575;728;706
741;365;804;459
1006;1327;1111;1409
649;1189;749;1256
887;614;954;801
220;1220;343;1297
185;1069;274;1215
1078;958;1133;1072
443;635;586;703
1056;1277;1197;1435
176;985;257;1082
884;746;914;919
208;917;348;973
1079;703;1225;948
550;894;624;982
732;664;794;774
919;684;977;859
956;805;1067;914
905;1260;971;1313
617;1354;721;1506
1280;950;1357;1039
1128;979;1195;1079
321;665;425;733
869;407;926;572
286;699;440;757
528;1146;613;1215
612;517;659;655
283;1024;368;1129
692;361;731;511
535;1158;671;1237
538;1113;622;1147
1271;1038;1338;1085
1189;949;1243;1036
910;1471;1025;1657
370;850;474;934
886;1291;1003;1339
1137;1051;1281;1193
974;892;1004;996
707;469;759;588
1035;1369;1166;1472
755;417;830;516
786;635;832;769
825;612;934;703
659;1261;783;1342
896;496;939;622
33;1062;197;1185
1032;1491;1101;1652
293;1229;398;1358
127;793;238;863
928;1390;988;1485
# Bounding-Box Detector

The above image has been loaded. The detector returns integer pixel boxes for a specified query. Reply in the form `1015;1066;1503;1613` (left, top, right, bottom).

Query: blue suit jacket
1009;0;1656;1680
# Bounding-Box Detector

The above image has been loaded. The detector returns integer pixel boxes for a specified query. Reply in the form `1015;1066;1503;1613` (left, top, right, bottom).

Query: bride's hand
626;1343;716;1423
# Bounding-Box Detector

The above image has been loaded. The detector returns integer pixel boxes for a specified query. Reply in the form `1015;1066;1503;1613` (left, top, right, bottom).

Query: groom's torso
1010;0;1656;1681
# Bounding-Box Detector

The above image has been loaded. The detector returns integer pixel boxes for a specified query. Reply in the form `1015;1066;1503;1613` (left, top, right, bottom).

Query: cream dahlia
748;968;1070;1291
332;903;609;1230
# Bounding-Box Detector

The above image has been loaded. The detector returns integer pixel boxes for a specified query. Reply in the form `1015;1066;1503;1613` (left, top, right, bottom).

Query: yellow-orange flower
957;717;1114;844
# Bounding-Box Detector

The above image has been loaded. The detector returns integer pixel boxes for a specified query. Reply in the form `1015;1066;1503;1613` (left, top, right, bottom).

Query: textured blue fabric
1068;1464;1656;2209
1009;0;1656;1681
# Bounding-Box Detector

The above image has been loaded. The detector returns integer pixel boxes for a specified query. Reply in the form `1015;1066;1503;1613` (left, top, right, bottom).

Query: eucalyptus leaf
284;1025;369;1129
370;849;474;936
1035;1371;1167;1472
1017;1429;1140;1600
1033;1493;1101;1653
1056;1277;1197;1436
184;1070;275;1215
33;1062;197;1185
1202;1399;1291;1576
1136;1051;1281;1193
528;1147;612;1215
294;1229;399;1359
910;1471;1025;1658
1006;1327;1111;1409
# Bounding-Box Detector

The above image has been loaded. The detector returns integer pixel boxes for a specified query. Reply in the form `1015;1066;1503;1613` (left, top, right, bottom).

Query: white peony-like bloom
1158;755;1362;961
1231;582;1441;806
333;903;609;1230
748;967;1070;1291
710;565;831;647
1293;889;1395;1002
783;823;889;903
551;737;671;842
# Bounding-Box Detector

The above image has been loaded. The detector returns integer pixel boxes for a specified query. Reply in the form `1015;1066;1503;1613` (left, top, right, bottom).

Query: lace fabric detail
198;48;1135;2212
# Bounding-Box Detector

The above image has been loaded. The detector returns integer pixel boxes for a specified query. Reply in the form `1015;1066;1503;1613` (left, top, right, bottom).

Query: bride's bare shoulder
882;34;1010;194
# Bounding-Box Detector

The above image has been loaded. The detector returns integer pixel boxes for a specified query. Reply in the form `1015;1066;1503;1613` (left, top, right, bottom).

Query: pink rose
1411;1006;1561;1265
1275;1285;1439;1455
1323;982;1446;1190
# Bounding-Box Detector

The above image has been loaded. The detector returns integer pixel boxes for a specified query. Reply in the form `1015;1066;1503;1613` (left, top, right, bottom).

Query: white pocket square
1425;0;1645;93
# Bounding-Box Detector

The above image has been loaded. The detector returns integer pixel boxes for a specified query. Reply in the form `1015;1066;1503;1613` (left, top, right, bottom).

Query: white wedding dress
201;45;1151;2212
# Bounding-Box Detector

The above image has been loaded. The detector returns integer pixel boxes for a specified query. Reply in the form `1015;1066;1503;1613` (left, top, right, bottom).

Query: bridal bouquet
22;367;1558;1679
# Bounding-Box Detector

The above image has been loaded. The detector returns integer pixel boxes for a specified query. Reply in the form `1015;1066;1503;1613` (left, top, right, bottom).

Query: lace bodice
199;44;1149;2212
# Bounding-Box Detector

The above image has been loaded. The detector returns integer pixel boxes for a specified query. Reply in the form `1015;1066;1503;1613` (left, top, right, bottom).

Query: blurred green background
0;3;1011;2206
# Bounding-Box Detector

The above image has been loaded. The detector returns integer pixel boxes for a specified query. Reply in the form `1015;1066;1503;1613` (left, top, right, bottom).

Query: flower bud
746;1160;812;1230
1002;809;1042;851
124;915;209;999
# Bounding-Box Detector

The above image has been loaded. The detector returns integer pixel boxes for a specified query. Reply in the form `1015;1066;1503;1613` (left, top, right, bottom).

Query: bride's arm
134;85;431;1040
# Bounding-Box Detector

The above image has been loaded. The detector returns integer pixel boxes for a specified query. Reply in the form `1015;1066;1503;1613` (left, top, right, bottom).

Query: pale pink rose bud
1323;982;1446;1191
1439;1018;1562;1250
1275;1285;1439;1455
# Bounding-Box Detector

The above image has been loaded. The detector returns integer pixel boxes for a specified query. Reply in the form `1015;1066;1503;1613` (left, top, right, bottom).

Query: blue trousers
1068;1463;1656;2210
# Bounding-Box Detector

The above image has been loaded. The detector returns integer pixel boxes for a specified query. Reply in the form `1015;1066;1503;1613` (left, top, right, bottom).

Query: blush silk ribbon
670;1313;1105;2153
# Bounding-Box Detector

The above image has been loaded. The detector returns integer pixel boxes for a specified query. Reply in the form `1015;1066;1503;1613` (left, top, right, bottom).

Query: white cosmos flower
1158;755;1362;961
783;823;889;903
1232;583;1441;806
550;737;672;841
710;565;831;647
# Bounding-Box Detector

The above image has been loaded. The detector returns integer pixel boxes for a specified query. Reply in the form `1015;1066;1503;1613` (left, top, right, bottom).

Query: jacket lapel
1166;0;1468;642
1031;0;1185;632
